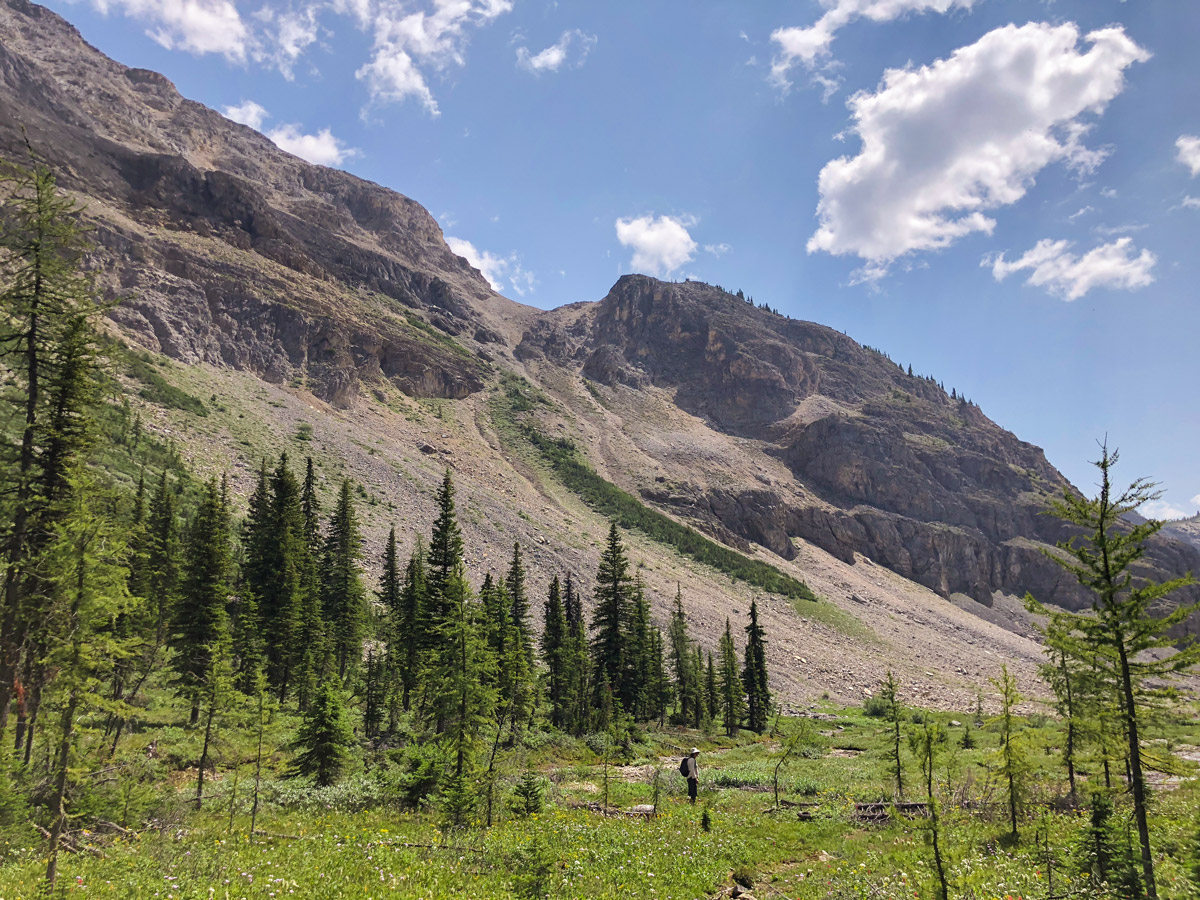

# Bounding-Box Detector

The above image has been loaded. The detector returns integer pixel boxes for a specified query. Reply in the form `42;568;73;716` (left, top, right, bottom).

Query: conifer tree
991;664;1028;840
293;675;355;787
561;574;591;735
718;619;745;737
648;629;669;725
39;472;137;887
426;469;464;630
742;600;770;734
362;647;386;739
627;575;652;718
591;523;631;709
294;458;324;708
0;155;106;741
880;671;904;798
705;651;718;723
421;563;496;781
691;644;707;727
379;527;402;721
147;470;182;645
1039;445;1200;899
173;478;233;725
395;539;427;713
506;542;533;662
668;585;694;724
541;575;568;729
321;480;366;680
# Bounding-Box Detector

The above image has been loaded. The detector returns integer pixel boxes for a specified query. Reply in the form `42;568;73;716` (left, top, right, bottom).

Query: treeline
0;156;776;887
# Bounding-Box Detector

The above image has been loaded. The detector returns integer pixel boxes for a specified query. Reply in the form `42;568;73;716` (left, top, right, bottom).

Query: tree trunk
44;690;78;888
1117;641;1156;899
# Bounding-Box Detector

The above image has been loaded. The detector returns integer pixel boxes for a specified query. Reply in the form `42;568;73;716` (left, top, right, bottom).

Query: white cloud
1191;493;1200;509
988;237;1156;301
92;0;249;60
615;215;698;277
1140;499;1190;521
770;0;976;90
704;242;732;257
1068;205;1095;222
266;124;357;166
808;23;1149;277
356;0;513;115
1179;196;1200;210
1100;187;1118;199
254;4;321;78
516;29;597;74
445;236;533;295
222;101;355;165
1177;135;1200;177
223;99;268;130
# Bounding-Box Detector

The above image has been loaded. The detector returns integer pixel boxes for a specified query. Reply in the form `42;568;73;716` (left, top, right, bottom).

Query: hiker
680;748;699;803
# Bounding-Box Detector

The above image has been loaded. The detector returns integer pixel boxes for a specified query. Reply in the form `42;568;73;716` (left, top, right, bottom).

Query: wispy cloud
987;237;1156;301
516;29;597;74
222;100;356;166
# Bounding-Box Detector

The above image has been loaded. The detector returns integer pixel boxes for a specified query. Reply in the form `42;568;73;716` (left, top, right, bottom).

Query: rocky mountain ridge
2;0;1197;702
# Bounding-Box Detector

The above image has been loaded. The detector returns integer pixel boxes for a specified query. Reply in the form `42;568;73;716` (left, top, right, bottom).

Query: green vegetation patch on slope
124;351;208;416
524;427;818;602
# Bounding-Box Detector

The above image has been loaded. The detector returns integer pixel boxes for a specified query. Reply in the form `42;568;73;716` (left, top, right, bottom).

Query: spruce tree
321;480;366;680
648;629;669;725
742;600;770;734
541;575;568;729
426;469;464;630
627;575;652;718
590;523;631;710
718;619;744;737
147;470;182;646
294;457;324;708
421;563;496;780
396;540;426;714
705;651;718;723
561;574;591;735
172;478;233;725
668;585;693;724
293;675;355;787
505;542;533;662
379;526;402;722
691;644;707;727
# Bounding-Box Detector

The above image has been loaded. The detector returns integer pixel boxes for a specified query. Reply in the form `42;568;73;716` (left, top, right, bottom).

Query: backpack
679;757;690;777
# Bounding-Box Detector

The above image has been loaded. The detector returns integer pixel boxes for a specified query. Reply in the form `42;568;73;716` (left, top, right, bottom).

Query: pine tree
1039;445;1200;899
718;619;744;737
742;600;770;734
541;575;568;729
591;523;631;710
172;478;233;725
293;675;355;787
321;480;366;681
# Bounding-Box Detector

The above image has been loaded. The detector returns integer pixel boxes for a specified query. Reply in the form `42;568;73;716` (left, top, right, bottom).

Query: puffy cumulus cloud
1192;493;1200;509
1177;135;1200;177
92;0;249;59
223;101;355;166
516;29;597;74
223;99;268;130
445;237;535;296
1139;499;1190;521
808;23;1149;277
266;124;357;165
770;0;976;90
615;215;698;278
987;237;1156;301
356;0;513;115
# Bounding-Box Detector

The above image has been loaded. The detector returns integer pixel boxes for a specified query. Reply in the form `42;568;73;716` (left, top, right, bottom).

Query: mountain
2;0;1197;706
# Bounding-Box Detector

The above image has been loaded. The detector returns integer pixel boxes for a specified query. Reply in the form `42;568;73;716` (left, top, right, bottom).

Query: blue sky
44;0;1200;517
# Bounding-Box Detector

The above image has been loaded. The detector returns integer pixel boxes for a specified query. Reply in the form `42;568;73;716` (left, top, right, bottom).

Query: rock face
520;276;1200;613
0;0;506;405
2;0;1196;629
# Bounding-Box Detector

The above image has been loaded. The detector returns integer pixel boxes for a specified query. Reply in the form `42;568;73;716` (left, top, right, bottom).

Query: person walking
680;748;700;803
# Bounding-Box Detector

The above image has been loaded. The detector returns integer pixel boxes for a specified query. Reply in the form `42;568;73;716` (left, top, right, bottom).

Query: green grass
523;427;818;602
124;352;209;416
